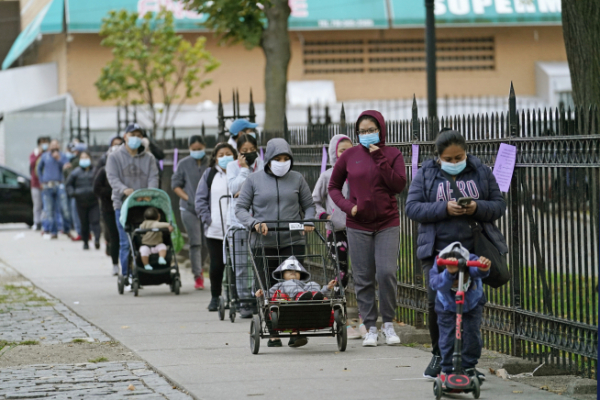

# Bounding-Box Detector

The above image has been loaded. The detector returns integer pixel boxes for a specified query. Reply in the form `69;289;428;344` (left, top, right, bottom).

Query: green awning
67;0;208;32
2;0;64;70
288;0;389;30
391;0;561;27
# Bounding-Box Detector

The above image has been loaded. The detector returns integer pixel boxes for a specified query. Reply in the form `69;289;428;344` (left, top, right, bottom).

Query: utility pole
425;0;437;128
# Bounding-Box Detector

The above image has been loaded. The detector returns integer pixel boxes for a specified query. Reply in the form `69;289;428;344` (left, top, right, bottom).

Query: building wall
18;0;51;30
39;25;567;107
0;1;20;64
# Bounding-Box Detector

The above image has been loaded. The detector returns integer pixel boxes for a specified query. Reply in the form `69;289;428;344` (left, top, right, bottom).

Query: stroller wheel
229;308;236;323
471;376;480;399
117;276;124;295
334;308;345;326
132;280;139;297
218;296;225;320
336;319;347;352
173;278;181;295
250;314;261;354
433;377;443;400
270;310;278;330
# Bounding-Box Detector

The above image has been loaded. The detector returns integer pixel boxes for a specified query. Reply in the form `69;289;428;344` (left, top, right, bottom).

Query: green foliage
95;9;220;137
180;0;266;49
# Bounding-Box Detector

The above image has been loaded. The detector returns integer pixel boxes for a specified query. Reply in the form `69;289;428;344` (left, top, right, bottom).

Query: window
0;167;19;186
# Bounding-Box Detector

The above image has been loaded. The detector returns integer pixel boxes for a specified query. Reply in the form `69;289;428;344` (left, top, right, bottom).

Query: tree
181;0;291;131
561;1;600;106
95;9;220;140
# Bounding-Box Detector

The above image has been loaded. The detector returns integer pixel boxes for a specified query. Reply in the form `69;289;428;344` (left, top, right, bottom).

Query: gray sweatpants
180;209;208;279
227;228;253;301
347;226;399;329
31;187;43;226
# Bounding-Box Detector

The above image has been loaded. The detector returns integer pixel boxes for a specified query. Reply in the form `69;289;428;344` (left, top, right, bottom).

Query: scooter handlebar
436;258;488;269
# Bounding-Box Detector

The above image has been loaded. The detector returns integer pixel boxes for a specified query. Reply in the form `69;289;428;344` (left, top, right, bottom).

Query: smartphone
457;197;473;207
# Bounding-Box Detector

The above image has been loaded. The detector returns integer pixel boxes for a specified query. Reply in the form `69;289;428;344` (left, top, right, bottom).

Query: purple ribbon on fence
173;148;178;172
411;144;419;178
159;160;164;171
260;147;264;160
321;146;328;174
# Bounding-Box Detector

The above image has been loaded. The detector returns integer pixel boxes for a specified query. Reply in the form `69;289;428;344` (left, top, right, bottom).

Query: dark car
0;165;33;226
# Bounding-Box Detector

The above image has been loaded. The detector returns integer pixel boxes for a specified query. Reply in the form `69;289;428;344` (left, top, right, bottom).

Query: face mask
79;159;91;168
190;150;206;160
440;159;467;176
127;136;142;150
41;143;49;151
218;155;234;170
248;132;256;138
358;132;380;148
243;151;258;165
65;152;74;160
270;160;291;177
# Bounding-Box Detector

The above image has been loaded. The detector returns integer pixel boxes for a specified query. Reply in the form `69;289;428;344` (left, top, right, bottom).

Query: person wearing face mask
172;135;210;290
93;141;124;276
66;151;101;250
64;141;88;241
225;134;264;318
106;124;159;289
235;138;316;347
30;136;51;231
405;128;507;380
329;110;407;348
195;143;237;311
227;119;259;150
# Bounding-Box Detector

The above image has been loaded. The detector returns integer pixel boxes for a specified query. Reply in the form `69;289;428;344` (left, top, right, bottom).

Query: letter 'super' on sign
434;0;561;16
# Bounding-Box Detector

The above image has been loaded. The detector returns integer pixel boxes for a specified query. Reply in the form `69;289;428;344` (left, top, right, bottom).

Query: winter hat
272;256;310;281
438;242;470;262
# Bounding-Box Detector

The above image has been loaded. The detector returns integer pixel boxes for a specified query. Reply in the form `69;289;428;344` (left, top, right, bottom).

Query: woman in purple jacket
405;128;507;379
329;110;407;348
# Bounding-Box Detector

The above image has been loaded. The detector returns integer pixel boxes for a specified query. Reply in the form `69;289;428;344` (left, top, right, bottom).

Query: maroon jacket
329;110;406;232
29;150;42;189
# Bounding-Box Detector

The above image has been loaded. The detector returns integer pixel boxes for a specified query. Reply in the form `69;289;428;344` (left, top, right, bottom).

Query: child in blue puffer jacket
429;242;491;382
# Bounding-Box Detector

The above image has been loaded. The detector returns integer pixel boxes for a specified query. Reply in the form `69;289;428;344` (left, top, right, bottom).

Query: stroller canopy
119;188;184;253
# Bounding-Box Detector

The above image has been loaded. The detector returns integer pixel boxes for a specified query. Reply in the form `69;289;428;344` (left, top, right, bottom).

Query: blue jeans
70;197;82;235
115;209;130;276
42;185;72;235
436;300;484;374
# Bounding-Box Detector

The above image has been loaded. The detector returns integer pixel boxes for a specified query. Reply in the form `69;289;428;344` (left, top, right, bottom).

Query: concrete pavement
0;224;575;400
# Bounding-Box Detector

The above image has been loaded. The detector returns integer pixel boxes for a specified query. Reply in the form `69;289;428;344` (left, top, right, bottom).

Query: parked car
0;165;33;226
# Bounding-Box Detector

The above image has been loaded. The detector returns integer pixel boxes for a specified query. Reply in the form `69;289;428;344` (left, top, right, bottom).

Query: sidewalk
0;224;587;400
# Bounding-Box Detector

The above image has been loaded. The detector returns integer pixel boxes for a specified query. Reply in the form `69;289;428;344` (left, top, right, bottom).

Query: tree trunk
261;0;291;132
561;1;600;106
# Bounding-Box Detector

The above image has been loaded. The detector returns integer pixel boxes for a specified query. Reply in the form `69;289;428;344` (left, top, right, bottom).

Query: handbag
441;171;510;288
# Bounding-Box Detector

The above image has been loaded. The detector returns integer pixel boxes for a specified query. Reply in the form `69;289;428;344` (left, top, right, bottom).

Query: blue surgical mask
41;143;49;151
127;136;142;150
440;159;467;176
249;132;256;138
218;155;234;170
65;152;74;160
79;159;91;168
190;150;206;160
358;132;380;148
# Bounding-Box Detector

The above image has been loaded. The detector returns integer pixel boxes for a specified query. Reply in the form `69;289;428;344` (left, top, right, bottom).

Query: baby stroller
433;255;487;399
117;188;185;297
218;195;255;323
248;219;347;354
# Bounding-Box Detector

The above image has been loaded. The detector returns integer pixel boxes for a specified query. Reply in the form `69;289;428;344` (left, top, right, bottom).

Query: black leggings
101;209;119;265
76;201;101;245
207;238;225;298
422;257;440;356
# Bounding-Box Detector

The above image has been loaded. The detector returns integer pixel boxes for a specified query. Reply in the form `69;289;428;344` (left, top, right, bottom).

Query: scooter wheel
433;377;443;400
471;376;480;399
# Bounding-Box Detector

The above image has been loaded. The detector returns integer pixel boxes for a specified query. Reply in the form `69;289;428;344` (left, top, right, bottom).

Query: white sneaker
382;322;401;345
358;323;368;339
347;326;362;340
112;265;119;276
43;233;52;240
362;326;378;347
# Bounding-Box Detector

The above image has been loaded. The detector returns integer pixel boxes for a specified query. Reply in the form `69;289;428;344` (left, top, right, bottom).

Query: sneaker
382;322;401;345
362;326;378;347
312;292;324;301
43;233;52;240
297;292;313;301
83;242;89;250
347;326;362;339
267;339;282;347
158;256;167;265
194;276;204;290
288;336;308;347
94;240;100;250
144;265;153;270
358;323;368;339
423;354;442;379
35;223;42;231
51;234;58;239
112;265;119;276
466;368;486;383
208;297;219;311
69;231;81;241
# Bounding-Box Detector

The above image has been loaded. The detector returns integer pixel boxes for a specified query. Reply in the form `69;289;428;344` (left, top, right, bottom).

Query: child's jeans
435;300;484;374
140;243;167;257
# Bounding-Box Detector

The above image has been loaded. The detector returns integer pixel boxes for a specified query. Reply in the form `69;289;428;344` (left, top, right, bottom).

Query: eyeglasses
357;128;379;135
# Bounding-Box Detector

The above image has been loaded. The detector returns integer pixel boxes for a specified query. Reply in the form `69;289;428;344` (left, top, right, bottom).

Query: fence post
86;108;90;145
217;90;225;141
283;114;289;143
249;89;256;123
340;103;346;135
508;82;523;358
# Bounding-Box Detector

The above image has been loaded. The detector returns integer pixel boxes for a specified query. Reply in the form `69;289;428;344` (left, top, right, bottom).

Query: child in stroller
139;207;174;270
255;256;336;301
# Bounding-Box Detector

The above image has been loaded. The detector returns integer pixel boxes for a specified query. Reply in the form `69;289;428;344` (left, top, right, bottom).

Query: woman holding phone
405;128;507;380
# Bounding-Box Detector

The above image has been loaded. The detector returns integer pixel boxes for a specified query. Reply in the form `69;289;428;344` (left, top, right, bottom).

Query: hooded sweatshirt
226;157;265;227
171;155;209;214
267;256;330;298
105;143;159;210
235;138;316;247
329;110;407;232
312;134;351;231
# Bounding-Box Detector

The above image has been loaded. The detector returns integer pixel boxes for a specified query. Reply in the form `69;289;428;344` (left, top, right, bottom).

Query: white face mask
270;160;291;177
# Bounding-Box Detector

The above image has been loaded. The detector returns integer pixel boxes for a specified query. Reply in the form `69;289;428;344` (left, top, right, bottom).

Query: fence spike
249;88;256;122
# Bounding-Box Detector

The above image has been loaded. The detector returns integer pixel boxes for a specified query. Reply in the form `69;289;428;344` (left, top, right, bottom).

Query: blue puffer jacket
405;154;507;260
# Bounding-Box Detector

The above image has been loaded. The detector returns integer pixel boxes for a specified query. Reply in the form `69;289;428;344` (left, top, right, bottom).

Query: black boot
208;297;219;311
83;242;90;250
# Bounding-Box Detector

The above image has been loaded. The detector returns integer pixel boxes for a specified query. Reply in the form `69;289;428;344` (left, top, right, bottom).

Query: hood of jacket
328;134;352;165
264;138;294;172
272;256;310;281
357;110;387;146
